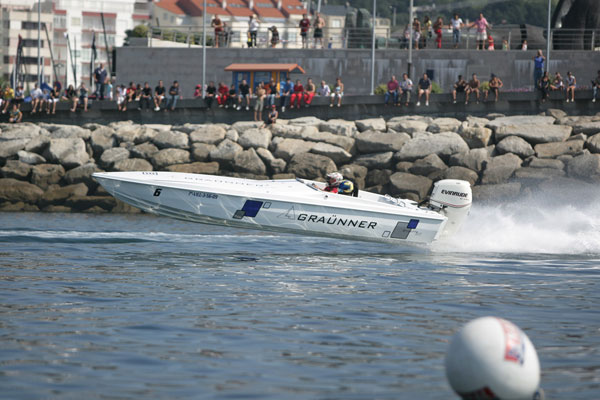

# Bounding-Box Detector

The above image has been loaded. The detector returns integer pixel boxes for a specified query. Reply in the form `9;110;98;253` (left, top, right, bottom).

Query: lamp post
202;0;206;97
546;0;551;72
37;0;41;85
407;0;413;77
370;0;376;95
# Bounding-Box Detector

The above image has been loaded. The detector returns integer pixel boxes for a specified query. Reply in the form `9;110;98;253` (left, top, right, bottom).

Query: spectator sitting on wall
261;104;278;128
550;72;564;91
166;80;180;111
193;84;202;99
279;77;293;112
139;82;152;110
226;83;238;109
484;74;503;102
416;73;431;106
452;75;468;104
30;83;44;114
0;86;4;111
62;84;78;112
13;85;25;109
592;70;600;103
1;85;14;114
539;71;551;103
211;15;223;48
154;80;165;111
269;26;279;48
318;80;331;97
116;84;126;111
8;103;22;123
217;82;228;107
237;79;251;110
304;78;316;107
398;73;413;106
254;82;266;122
290;79;304;109
105;77;114;101
465;73;481;104
265;78;277;107
125;82;136;106
47;84;60;114
330;77;344;107
78;82;89;112
205;81;216;108
565;71;576;103
134;83;143;101
384;75;399;105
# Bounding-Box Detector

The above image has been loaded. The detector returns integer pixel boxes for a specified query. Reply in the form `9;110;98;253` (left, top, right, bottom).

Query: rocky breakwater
1;110;600;213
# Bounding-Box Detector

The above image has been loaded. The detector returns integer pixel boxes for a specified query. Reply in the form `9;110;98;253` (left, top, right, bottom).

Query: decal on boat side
297;214;377;229
188;191;218;199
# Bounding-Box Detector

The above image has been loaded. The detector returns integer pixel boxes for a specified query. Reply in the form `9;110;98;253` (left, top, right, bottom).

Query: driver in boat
323;172;354;195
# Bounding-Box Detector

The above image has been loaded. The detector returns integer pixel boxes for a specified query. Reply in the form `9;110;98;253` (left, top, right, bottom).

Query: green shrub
374;84;387;95
481;81;490;91
431;81;442;94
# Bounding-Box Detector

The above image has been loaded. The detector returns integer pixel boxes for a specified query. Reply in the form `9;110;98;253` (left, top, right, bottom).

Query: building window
22;39;45;48
331;20;341;28
257;3;274;7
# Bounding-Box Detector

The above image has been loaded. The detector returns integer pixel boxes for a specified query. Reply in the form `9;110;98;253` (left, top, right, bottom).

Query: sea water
0;187;599;399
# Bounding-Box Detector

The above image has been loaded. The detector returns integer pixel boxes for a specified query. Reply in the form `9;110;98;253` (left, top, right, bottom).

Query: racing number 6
153;188;162;197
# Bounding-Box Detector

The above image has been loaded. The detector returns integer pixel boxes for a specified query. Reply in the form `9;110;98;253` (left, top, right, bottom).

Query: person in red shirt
299;14;310;49
217;82;228;107
304;78;316;107
290;79;304;109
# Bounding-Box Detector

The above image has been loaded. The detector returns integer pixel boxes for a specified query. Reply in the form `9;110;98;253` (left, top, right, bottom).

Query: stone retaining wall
1;110;600;213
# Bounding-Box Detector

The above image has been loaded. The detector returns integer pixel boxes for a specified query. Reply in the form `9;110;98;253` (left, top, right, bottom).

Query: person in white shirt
318;80;331;97
30;84;44;113
451;14;464;48
398;73;414;106
248;15;259;48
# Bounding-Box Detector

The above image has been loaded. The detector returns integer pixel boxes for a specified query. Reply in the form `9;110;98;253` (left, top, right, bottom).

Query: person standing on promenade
451;14;464;48
466;73;481;104
565;71;576;103
299;14;310;49
313;12;325;49
93;63;107;99
413;18;421;50
422;16;432;48
533;50;546;89
485;74;503;102
416;73;431;106
248;15;259;48
433;17;444;48
330;77;344;107
591;70;600;102
211;15;223;48
254;82;265;122
470;13;490;50
398;73;413;106
384;75;399;105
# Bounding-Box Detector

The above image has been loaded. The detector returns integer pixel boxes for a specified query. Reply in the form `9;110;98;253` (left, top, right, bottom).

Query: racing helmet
326;172;343;185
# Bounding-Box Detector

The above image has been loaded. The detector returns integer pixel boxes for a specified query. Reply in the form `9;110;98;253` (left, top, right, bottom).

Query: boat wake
434;183;600;255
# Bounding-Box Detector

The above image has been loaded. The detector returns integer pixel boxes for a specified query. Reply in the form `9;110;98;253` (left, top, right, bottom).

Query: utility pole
370;0;376;95
408;0;413;77
202;0;206;97
37;0;41;85
546;0;551;72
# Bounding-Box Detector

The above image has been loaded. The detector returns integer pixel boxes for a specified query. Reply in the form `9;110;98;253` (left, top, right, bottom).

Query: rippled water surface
1;190;599;399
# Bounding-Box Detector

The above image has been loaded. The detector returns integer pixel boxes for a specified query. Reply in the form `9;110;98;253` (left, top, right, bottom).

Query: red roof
280;0;305;16
253;1;284;19
226;0;254;17
154;0;185;15
225;63;305;73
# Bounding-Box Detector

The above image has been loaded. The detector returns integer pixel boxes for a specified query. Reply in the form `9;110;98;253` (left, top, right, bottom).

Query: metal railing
147;25;600;51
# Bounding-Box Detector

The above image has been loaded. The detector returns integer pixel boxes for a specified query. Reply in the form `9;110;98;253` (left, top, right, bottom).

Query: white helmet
326;172;343;185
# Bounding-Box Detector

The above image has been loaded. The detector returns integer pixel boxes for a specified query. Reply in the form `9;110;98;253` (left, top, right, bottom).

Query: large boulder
355;118;386;132
513;167;566;180
152;130;189;149
353;152;394;169
457;123;493;148
310;143;352;164
113;158;153;172
496;136;535;158
567;154;600;182
586;133;600;153
130;142;159;159
114;124;146;144
191;142;216;162
527;157;564;170
387;117;429;134
238;128;272;149
209;139;243;164
30;164;66;189
481;153;522;184
272;138;314;161
365;169;392;187
0;123;41;140
388;172;432;199
287;153;336;179
494;124;572;144
0;178;44;204
48;125;91;139
435;166;479;186
90;127;116;155
17;150;46;165
0;139;29;160
43;138;89;168
151;148;191;168
355;130;410;153
271;124;319;139
256;148;286;174
39;183;89;207
449;148;491;172
571;121;600;136
486;115;555;130
231;121;263;134
189;125;227;144
1;160;32;180
65;195;117;212
534;140;585;158
100;148;130;169
165;162;219;174
24;135;50;153
427;117;461;133
409;154;447;176
395;132;469;162
233;148;267;175
288;116;324;127
63;163;101;185
319;119;357;137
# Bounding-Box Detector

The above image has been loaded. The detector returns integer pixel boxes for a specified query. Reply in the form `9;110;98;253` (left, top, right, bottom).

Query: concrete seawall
2;110;600;214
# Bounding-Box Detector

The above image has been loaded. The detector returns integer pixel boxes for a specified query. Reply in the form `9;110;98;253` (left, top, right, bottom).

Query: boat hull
94;172;448;245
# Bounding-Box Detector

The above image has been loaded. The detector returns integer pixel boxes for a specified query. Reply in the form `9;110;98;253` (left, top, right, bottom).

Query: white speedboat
93;172;472;246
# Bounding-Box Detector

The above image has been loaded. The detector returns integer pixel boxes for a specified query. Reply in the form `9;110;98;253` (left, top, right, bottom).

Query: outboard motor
429;179;472;237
